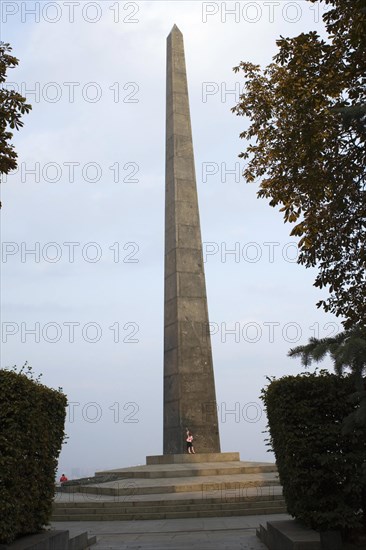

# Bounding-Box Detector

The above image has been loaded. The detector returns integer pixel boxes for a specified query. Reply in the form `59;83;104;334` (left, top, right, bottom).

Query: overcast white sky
1;0;338;479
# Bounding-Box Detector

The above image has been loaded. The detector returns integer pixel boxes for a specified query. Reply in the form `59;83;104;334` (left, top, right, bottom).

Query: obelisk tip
169;24;182;35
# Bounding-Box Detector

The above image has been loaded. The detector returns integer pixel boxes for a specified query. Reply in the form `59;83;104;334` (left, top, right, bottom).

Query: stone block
177;223;202;250
164;347;178;374
172;92;190;115
166;111;191;140
164;195;175;230
170;73;189;96
164;322;178;351
166;135;194;161
175;248;203;274
182;400;215;427
178;343;212;374
176;179;198;203
173;155;195;179
175;135;194;158
258;520;321;550
164;248;176;277
202;430;221;452
200;400;220;425
164;374;180;402
163;427;183;454
68;532;92;550
165;157;174;187
177;297;210;323
164;226;177;255
182;399;218;432
167;49;185;75
146;453;240;465
176;200;200;227
164;272;177;301
0;531;69;550
172;50;187;74
180;320;211;347
164;297;178;326
180;373;214;395
166;135;174;161
178;272;205;298
163;399;180;428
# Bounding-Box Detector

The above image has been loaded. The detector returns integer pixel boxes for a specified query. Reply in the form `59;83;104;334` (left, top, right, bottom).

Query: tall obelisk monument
164;25;221;454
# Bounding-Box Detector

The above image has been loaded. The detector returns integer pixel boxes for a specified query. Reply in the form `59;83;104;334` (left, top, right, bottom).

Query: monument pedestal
146;452;240;465
53;456;286;521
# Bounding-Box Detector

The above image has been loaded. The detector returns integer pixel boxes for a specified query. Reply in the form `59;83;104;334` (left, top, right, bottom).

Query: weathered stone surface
147;453;241;465
164;322;178;352
163;348;178;375
175;248;203;273
178;272;205;298
176;181;198;204
164;25;220;454
164;298;178;327
0;531;69;550
257;520;322;550
164;400;180;428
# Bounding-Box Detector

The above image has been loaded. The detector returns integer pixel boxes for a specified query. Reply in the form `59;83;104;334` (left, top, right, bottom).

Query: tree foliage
261;371;366;533
289;328;366;430
0;42;32;204
289;329;366;381
0;364;67;544
232;0;366;329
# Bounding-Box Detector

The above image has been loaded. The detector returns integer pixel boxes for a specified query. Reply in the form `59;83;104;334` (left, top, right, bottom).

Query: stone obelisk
164;25;221;454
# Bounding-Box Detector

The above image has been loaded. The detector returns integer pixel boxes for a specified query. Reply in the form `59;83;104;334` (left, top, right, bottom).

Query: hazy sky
1;0;337;478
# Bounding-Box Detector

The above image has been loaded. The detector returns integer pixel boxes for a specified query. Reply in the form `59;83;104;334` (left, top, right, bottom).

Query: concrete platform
53;458;285;521
0;530;96;550
95;460;276;480
63;473;279;497
257;520;321;550
51;513;292;549
145;453;240;465
61;460;280;497
55;484;283;504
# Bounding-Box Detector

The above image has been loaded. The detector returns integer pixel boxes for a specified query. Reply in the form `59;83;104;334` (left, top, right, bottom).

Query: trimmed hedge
261;371;366;531
0;368;67;544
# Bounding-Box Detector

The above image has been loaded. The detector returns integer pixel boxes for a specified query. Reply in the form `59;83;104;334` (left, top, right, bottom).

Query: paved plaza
51;513;291;549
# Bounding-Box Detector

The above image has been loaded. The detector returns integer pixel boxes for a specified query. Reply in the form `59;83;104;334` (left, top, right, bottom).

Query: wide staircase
52;453;286;521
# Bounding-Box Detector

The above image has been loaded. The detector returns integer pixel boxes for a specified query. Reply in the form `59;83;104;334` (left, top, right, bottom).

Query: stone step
0;530;96;549
62;473;280;497
54;497;285;515
145;453;241;465
56;459;284;523
94;463;277;480
69;532;97;549
52;503;287;522
54;492;284;509
257;519;322;549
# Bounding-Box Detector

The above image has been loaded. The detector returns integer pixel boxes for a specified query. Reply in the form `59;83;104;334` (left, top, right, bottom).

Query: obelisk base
146;453;240;465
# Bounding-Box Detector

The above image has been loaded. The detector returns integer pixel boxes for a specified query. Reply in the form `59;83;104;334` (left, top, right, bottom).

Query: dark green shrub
261;371;366;531
0;366;67;544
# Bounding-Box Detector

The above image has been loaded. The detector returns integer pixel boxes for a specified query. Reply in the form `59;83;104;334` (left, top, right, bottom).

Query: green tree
288;330;366;529
232;0;366;330
0;42;32;206
289;328;366;418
